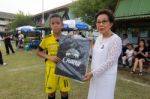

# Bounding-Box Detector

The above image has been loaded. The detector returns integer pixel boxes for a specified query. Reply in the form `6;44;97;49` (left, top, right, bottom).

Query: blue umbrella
63;20;91;30
64;24;68;29
16;25;36;32
75;21;90;30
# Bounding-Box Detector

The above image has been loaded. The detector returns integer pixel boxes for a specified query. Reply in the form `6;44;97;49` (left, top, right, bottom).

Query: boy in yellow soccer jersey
36;14;70;99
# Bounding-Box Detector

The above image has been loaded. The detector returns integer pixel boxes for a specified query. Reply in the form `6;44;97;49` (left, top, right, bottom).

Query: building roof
0;11;16;19
33;3;72;17
115;0;150;20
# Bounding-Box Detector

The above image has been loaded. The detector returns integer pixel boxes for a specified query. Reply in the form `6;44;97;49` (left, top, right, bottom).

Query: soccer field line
6;65;150;88
0;64;44;77
119;77;150;88
8;64;44;72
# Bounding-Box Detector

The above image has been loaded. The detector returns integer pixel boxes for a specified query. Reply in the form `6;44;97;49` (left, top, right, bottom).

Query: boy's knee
61;91;68;96
61;92;68;99
48;93;55;99
48;92;56;97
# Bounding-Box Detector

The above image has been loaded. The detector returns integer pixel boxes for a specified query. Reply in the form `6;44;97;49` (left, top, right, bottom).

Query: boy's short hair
49;14;63;22
127;43;133;47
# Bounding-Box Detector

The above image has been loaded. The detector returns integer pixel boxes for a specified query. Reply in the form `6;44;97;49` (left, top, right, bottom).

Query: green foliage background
70;0;116;27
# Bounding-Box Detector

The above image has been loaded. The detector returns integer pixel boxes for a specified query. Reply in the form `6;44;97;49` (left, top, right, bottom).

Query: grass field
0;41;150;99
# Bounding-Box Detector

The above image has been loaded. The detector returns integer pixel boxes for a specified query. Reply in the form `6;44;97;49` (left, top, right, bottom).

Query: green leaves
9;11;35;30
70;0;116;28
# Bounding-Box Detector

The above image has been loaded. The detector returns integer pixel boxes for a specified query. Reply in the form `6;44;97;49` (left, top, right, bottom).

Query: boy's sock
48;95;55;99
61;95;68;99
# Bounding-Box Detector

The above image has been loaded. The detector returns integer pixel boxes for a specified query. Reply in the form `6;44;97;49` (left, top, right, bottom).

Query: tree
70;0;117;28
9;11;35;30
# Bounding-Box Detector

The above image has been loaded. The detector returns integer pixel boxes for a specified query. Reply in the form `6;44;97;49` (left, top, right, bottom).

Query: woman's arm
91;37;122;77
140;51;148;58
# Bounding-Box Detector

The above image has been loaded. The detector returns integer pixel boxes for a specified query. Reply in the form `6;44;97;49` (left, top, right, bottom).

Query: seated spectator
131;39;148;75
122;43;134;68
35;39;41;48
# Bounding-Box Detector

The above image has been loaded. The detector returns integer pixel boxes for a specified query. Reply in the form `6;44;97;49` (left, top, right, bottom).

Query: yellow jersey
39;33;59;68
39;33;70;94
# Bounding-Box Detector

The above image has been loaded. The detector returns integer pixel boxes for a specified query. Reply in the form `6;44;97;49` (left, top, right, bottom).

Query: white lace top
91;33;122;77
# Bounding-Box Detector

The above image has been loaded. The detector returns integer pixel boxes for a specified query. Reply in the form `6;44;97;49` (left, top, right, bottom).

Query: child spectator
122;43;134;68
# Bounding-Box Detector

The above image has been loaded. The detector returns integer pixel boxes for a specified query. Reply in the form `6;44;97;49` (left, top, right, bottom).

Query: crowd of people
0;30;25;66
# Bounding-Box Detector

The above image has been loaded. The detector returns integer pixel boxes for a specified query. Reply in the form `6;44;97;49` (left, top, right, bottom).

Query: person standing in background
4;33;15;55
122;34;130;56
15;32;19;47
0;50;7;66
18;31;24;48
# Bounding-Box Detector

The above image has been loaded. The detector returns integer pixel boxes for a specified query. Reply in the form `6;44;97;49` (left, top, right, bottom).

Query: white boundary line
6;64;150;88
8;64;44;72
119;77;150;88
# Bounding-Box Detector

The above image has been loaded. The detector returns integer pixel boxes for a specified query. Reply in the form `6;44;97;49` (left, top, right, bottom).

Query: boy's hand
47;56;61;63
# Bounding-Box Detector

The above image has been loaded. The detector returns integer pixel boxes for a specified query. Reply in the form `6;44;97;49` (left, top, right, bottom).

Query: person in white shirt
83;9;122;99
18;31;24;48
122;43;134;68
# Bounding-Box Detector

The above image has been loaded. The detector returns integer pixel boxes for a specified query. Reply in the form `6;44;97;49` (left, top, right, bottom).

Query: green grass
0;41;150;99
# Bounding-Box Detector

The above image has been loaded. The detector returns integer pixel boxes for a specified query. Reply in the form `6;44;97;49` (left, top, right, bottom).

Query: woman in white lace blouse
84;9;122;99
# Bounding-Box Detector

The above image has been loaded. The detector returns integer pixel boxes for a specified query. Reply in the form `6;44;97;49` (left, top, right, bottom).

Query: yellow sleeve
39;38;46;50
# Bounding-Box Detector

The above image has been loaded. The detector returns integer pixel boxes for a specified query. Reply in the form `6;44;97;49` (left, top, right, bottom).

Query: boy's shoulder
43;34;53;39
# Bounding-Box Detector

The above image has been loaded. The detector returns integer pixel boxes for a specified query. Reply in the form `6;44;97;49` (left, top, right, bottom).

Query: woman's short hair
95;9;114;23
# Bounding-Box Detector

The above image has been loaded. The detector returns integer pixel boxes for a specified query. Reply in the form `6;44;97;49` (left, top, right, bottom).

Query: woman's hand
83;72;93;81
